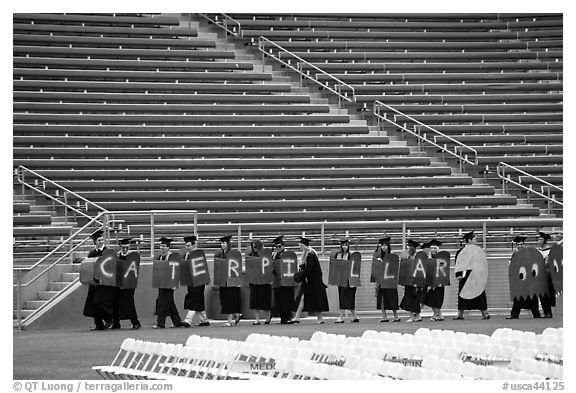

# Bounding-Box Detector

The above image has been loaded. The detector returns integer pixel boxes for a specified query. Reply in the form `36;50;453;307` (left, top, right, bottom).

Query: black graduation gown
272;250;295;321
456;270;488;311
182;251;206;312
248;250;272;310
83;247;116;320
400;285;425;313
423;286;445;309
295;251;329;313
215;249;241;314
154;253;181;319
114;252;138;321
374;249;399;310
335;251;356;310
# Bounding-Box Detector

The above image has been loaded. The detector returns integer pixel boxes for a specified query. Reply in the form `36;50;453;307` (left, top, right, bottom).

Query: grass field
13;311;563;380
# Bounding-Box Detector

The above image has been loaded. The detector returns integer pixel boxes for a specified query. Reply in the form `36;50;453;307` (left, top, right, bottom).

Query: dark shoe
103;320;113;329
506;316;519;320
334;319;344;324
533;314;541;319
152;325;165;329
264;318;271;325
315;320;325;325
180;321;191;328
290;320;300;324
482;315;491;320
351;318;360;323
453;316;464;320
110;324;121;330
544;313;553;319
234;314;242;325
196;321;210;327
132;323;141;330
379;319;389;323
252;321;261;326
392;318;402;322
91;326;105;331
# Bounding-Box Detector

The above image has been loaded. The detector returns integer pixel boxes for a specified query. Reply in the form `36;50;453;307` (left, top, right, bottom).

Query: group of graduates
83;228;558;330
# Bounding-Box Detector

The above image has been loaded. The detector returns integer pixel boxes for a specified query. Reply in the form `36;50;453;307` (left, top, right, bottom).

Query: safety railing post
238;225;242;250
547;186;551;215
63;191;68;225
194;211;198;238
482;221;487;250
261;39;265;72
150;212;155;258
224;18;228;50
16;269;22;331
321;223;325;255
402;222;407;250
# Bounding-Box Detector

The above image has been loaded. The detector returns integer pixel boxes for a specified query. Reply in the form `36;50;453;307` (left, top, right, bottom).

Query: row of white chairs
94;327;562;380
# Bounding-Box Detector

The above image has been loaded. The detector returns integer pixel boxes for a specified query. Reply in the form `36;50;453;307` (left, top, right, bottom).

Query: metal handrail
15;165;106;219
497;162;563;213
373;100;478;171
197;13;241;37
257;36;356;107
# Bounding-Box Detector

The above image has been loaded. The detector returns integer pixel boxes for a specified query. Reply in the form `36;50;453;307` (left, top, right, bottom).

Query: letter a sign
119;252;140;289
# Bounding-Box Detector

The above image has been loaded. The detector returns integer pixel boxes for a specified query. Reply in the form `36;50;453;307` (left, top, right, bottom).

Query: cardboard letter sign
79;257;98;285
431;251;451;287
328;258;350;287
246;249;274;285
226;250;243;287
180;250;210;287
548;244;563;295
213;256;228;287
381;254;400;288
118;252;140;289
152;253;181;289
349;252;362;287
279;251;298;286
94;249;118;287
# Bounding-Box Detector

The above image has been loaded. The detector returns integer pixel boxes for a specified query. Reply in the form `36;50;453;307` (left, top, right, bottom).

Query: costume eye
553;259;559;273
531;264;539;277
518;266;527;280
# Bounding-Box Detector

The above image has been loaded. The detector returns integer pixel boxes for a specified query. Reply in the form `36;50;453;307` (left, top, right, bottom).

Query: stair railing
373;100;478;172
497;162;563;215
257;36;356;108
15;165;106;224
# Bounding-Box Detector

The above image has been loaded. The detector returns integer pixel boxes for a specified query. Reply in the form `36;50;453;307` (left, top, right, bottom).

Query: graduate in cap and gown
153;237;189;328
248;239;272;325
423;239;445;321
507;235;541;319
537;232;555;318
400;239;425;322
182;235;210;327
334;238;359;323
111;238;141;329
83;229;113;330
453;231;490;320
271;235;295;324
293;237;329;324
215;235;242;327
375;236;401;322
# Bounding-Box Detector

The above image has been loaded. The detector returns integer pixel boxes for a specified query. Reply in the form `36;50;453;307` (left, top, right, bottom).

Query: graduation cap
219;235;232;243
538;232;552;242
429;239;442;247
118;237;131;246
407;239;420;248
461;231;475;242
513;235;527;244
379;236;391;244
90;229;104;242
420;241;431;249
272;235;285;245
340;238;350;244
159;237;172;246
299;237;311;246
183;235;197;244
